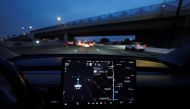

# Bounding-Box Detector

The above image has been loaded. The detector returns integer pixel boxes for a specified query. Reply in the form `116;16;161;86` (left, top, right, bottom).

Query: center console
61;56;136;107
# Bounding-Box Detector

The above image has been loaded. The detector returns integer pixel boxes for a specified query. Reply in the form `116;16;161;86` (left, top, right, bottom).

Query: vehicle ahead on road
125;42;146;52
64;41;76;46
76;41;95;47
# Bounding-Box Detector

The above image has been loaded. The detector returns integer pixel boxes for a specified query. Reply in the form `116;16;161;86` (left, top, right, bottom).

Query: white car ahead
125;42;146;51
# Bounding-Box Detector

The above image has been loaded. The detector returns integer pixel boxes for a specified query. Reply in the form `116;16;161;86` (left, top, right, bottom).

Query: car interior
0;0;190;109
0;44;190;109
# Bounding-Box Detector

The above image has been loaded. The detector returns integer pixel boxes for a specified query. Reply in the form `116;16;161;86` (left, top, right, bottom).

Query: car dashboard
9;54;190;107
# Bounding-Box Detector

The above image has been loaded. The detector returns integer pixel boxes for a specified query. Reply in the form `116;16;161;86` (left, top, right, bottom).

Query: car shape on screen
125;42;146;51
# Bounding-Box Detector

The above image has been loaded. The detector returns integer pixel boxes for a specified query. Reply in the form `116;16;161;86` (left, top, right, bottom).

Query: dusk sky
75;35;136;42
0;0;174;37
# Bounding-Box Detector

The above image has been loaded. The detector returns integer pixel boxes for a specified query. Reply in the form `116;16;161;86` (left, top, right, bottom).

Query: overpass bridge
31;0;190;48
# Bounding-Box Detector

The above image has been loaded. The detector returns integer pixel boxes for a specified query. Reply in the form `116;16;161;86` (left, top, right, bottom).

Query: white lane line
109;47;120;50
96;49;100;52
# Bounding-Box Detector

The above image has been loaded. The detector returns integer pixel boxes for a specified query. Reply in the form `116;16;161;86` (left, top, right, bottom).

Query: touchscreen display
63;59;135;106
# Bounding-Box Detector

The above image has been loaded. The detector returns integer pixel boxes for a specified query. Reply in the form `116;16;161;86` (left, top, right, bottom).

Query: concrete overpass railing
32;0;190;34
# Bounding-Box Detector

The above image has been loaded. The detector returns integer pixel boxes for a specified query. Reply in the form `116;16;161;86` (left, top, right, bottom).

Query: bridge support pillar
29;32;35;41
64;33;68;42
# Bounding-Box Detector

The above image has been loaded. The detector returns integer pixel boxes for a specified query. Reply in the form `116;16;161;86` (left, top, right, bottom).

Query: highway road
12;45;161;58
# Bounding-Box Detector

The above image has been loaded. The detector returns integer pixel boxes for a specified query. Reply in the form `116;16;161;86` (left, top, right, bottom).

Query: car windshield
0;0;189;58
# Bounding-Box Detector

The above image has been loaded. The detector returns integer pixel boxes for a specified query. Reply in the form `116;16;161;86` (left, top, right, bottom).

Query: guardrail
33;0;190;33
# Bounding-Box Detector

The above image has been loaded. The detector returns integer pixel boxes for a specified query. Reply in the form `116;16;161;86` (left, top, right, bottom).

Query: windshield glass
0;0;189;58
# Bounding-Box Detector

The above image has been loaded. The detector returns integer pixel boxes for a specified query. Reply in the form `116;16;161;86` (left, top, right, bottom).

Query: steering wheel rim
0;58;28;100
0;58;38;109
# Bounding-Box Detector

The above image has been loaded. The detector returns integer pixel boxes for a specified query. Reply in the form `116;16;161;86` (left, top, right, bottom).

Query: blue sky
75;36;136;42
0;0;174;36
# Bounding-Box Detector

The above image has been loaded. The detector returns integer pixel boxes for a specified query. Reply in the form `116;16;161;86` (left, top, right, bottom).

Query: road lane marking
74;49;77;53
96;49;100;52
109;48;119;49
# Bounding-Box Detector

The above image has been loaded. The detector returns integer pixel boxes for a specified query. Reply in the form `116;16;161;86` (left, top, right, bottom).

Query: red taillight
136;44;140;48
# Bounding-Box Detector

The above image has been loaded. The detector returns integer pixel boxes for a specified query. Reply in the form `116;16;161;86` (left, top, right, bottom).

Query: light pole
57;17;61;24
162;0;166;8
161;0;166;16
168;0;183;48
21;26;26;35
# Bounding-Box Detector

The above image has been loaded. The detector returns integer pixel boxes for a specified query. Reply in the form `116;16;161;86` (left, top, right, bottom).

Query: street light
21;26;26;35
57;17;62;24
162;0;166;8
29;26;33;29
57;17;61;21
35;40;40;44
21;27;25;30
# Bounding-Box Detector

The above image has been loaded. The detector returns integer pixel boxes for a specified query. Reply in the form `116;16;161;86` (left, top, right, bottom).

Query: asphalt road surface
12;45;162;58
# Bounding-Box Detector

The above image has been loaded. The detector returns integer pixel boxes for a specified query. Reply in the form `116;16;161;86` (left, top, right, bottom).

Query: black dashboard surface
10;54;190;106
12;54;137;107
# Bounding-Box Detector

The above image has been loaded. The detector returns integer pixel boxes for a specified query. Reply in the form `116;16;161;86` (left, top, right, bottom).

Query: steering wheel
0;58;42;109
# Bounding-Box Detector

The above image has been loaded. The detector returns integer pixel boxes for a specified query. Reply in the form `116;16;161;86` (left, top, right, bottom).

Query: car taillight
136;44;140;48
